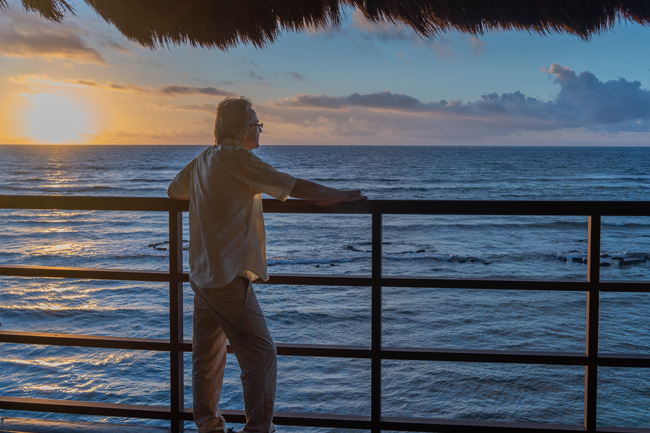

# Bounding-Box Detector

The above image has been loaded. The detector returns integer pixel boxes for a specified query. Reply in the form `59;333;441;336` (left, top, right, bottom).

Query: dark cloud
66;79;149;93
265;64;650;145
176;103;218;113
159;85;234;97
248;70;265;81
351;9;416;43
277;91;463;114
0;9;104;63
545;63;650;128
0;25;104;63
104;40;130;54
284;70;309;81
275;64;650;135
19;75;235;99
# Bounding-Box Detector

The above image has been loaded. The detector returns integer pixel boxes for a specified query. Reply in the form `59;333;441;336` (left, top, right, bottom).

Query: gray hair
214;96;254;144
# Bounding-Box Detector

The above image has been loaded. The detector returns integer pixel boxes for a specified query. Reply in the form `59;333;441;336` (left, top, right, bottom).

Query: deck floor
0;417;199;433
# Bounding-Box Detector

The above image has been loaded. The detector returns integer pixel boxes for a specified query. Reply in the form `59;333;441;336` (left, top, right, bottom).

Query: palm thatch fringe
2;0;650;49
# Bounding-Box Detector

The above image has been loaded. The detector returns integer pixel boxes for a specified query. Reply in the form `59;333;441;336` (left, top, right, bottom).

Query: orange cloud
66;79;149;94
10;75;232;99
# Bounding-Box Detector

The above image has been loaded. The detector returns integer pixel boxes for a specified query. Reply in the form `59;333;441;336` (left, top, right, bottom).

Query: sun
24;93;94;144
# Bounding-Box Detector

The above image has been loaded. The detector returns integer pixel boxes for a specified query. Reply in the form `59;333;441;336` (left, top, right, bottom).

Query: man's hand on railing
290;179;367;202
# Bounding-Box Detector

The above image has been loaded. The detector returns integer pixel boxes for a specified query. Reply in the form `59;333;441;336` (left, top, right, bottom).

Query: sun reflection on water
9;358;70;368
22;381;104;395
39;228;75;233
2;301;100;311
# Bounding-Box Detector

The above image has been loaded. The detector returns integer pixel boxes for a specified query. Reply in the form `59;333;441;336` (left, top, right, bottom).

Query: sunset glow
1;1;650;145
22;92;94;143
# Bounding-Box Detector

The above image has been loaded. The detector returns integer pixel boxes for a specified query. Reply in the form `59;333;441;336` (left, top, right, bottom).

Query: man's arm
167;160;194;200
289;178;367;202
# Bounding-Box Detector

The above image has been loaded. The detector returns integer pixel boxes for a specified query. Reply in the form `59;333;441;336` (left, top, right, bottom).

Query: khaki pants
191;277;277;433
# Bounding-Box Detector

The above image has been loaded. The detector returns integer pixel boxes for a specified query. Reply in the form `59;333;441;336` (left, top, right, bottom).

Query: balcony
1;194;650;433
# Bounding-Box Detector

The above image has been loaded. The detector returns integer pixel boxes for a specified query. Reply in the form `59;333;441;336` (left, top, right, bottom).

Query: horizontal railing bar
264;199;650;216
598;353;650;368
0;398;372;429
275;343;371;358
264;274;371;286
263;275;594;291
0;267;591;292
211;408;372;429
382;277;590;291
597;427;650;433
4;267;650;293
0;396;599;433
382;347;586;365
380;416;584;432
0;396;171;420
0;333;371;359
0;265;171;282
0;331;171;351
600;281;650;292
188;341;371;358
2;195;650;216
0;195;182;212
0;332;596;366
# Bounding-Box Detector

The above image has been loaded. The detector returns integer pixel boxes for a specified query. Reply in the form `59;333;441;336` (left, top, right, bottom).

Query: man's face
241;109;260;151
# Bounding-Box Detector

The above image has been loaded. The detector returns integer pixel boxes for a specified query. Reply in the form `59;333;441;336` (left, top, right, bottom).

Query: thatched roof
3;0;650;49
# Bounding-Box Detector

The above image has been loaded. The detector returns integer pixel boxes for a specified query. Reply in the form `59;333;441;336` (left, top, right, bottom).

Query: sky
1;1;650;146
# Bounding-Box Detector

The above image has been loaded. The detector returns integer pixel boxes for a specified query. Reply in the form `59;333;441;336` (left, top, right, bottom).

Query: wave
129;178;167;183
555;251;650;267
267;256;363;266
266;247;650;270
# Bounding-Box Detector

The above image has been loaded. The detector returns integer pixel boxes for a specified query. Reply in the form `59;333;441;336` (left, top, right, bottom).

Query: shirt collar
219;138;243;148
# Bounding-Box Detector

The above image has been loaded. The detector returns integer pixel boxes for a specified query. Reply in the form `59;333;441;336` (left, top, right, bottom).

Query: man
167;97;366;433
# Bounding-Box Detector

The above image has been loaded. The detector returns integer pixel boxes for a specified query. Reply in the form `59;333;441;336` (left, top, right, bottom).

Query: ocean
1;145;650;431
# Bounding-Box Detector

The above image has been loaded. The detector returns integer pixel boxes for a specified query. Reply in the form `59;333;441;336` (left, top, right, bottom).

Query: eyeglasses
250;122;263;132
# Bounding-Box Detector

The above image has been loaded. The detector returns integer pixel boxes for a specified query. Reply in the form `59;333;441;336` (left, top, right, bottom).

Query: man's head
214;97;260;149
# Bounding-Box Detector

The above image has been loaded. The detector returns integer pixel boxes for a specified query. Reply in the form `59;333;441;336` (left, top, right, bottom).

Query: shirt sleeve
167;159;194;200
241;152;297;201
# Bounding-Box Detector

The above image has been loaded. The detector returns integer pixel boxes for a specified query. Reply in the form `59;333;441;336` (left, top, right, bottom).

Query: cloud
349;10;483;59
147;102;217;114
83;127;211;145
67;78;149;93
277;64;650;130
0;9;104;63
159;85;234;97
12;75;234;98
103;40;130;54
265;64;650;144
177;103;218;113
467;36;484;55
351;9;415;42
543;63;650;128
276;91;469;115
284;70;309;81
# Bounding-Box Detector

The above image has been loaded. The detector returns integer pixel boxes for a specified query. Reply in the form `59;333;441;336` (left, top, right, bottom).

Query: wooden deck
0;417;198;433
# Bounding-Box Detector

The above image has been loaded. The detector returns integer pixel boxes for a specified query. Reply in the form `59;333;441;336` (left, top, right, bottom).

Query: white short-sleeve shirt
167;139;297;288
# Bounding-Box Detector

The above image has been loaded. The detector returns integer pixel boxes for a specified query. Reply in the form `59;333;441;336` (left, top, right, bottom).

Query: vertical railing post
371;211;382;433
584;214;601;432
169;208;185;433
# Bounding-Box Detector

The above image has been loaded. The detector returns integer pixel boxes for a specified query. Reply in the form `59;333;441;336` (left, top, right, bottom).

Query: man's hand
290;179;367;201
341;189;367;202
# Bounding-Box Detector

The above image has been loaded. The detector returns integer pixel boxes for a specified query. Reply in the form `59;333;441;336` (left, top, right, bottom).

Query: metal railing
1;194;650;433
